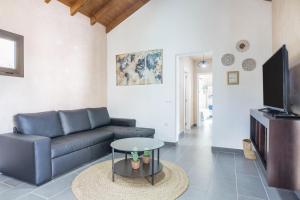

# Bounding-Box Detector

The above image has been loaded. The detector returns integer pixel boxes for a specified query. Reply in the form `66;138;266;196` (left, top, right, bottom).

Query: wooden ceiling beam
45;0;149;32
106;0;150;33
70;0;89;16
90;0;114;25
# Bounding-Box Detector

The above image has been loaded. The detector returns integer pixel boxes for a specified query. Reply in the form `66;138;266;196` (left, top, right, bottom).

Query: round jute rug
72;160;189;200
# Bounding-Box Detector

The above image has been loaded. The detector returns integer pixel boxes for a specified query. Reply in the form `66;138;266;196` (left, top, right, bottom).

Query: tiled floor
0;119;298;200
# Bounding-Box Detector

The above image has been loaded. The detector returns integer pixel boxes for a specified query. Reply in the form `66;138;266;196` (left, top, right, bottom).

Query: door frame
184;71;191;131
184;72;187;130
175;51;213;141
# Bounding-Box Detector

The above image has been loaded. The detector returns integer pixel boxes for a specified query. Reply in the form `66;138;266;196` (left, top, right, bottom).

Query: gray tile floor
0;119;298;200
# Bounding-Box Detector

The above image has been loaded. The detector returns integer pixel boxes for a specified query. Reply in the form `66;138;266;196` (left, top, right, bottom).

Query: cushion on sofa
87;107;111;129
58;109;91;135
14;111;64;138
51;128;114;158
101;126;155;139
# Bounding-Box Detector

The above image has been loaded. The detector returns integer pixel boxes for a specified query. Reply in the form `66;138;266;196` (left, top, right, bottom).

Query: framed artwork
227;71;239;85
116;49;163;86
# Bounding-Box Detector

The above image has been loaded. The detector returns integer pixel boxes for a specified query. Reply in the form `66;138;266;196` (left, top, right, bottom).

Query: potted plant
131;151;140;170
143;150;151;164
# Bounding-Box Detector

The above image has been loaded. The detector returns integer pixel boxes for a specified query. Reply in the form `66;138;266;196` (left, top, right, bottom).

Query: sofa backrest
14;111;64;138
87;107;111;129
58;109;91;135
13;107;111;137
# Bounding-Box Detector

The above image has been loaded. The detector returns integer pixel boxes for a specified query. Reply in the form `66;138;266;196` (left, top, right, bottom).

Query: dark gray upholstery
51;128;113;158
0;133;51;185
52;147;91;177
0;107;155;185
102;126;155;139
14;111;63;138
59;109;91;135
87;107;111;129
110;118;136;127
52;141;112;177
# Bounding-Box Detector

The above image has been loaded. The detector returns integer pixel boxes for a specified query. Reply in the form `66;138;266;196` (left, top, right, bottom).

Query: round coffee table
110;137;164;185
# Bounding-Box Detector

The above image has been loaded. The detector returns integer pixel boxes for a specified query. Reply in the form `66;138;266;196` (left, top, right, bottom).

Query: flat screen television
263;45;289;113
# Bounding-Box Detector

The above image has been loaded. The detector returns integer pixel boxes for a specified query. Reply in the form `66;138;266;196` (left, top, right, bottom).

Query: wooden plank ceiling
45;0;150;33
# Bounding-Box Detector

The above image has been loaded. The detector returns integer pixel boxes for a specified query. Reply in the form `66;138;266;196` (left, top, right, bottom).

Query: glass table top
111;137;165;152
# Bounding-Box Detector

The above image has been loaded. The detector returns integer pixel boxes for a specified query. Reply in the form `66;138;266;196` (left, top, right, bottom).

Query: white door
184;72;192;130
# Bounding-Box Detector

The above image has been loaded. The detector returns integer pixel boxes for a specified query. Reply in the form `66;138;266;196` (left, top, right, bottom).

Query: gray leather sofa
0;107;155;185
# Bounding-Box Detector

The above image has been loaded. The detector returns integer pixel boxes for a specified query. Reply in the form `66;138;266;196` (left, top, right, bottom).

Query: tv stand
258;107;281;113
258;108;300;118
250;109;300;190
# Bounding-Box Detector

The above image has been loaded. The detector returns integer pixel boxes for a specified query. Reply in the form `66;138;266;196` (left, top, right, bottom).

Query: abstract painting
116;49;163;86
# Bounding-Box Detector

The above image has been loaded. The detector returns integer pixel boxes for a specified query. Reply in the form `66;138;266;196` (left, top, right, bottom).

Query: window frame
0;29;24;77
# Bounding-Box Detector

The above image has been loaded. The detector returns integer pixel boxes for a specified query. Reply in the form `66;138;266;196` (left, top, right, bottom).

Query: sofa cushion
14;111;64;138
51;128;114;158
58;109;91;135
87;107;111;129
102;126;155;139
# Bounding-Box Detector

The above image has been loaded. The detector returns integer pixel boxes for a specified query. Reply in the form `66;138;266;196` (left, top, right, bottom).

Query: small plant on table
131;151;140;170
143;149;151;164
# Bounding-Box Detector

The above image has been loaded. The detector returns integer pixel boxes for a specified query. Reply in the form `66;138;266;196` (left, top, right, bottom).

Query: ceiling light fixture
198;55;208;68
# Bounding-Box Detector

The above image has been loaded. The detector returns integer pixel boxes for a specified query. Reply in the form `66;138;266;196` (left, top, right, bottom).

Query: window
0;29;24;77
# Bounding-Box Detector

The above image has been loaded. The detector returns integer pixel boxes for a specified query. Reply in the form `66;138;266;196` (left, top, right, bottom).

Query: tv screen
263;45;289;112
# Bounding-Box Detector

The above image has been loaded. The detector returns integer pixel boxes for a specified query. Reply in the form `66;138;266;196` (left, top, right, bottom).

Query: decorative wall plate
236;40;250;52
221;54;235;66
242;58;256;71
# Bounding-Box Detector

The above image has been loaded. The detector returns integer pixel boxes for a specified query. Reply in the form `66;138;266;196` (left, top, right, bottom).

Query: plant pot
143;156;150;164
131;160;140;170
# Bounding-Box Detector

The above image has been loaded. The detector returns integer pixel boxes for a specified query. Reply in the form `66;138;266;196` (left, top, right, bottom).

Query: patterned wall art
116;49;163;86
236;40;250;52
221;53;235;66
242;58;256;71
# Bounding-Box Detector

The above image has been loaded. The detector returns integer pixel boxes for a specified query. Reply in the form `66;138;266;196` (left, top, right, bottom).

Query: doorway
197;74;213;125
175;52;213;140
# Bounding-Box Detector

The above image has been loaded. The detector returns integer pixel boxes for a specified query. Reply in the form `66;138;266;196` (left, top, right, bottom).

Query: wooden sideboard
250;109;300;190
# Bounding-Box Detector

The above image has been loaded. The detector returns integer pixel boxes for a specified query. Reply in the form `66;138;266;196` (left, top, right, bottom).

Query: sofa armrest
110;118;136;127
0;133;52;185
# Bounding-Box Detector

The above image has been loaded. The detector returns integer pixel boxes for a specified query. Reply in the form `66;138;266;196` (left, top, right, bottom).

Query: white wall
273;0;300;68
272;0;300;115
0;0;107;133
107;0;272;148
